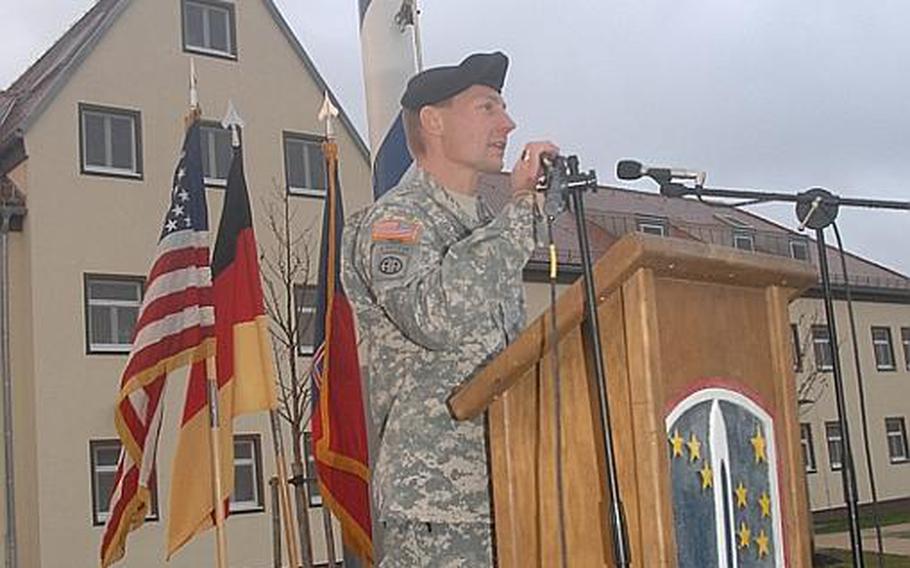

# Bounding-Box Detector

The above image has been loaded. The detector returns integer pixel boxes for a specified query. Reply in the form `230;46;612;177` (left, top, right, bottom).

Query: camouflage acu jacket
341;169;538;523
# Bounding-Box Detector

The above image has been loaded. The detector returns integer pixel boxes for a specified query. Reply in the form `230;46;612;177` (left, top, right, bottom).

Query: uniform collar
413;168;486;229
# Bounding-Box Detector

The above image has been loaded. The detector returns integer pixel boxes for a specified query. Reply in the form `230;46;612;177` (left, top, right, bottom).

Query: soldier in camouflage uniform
342;52;558;567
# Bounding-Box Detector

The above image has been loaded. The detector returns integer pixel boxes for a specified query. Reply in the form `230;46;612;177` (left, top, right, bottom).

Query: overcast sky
2;0;908;274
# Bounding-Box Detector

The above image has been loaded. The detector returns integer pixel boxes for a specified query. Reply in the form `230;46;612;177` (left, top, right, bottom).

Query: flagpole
411;0;424;71
317;92;343;568
268;410;304;567
205;357;229;568
192;62;229;568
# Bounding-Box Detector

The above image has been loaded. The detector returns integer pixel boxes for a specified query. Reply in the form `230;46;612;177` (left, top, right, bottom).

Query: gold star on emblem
755;529;770;558
687;433;702;462
734;482;748;509
669;429;685;459
699;463;713;490
759;491;772;518
750;427;767;464
737;521;751;549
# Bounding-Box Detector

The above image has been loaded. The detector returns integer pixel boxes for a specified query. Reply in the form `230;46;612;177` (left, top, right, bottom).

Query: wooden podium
448;233;817;567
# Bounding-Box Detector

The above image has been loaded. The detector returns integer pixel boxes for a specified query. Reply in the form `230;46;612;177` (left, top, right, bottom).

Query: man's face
435;85;516;174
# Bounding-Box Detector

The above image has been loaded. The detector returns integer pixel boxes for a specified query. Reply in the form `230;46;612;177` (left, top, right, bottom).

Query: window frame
303;431;322;508
885;418;909;464
791;323;803;372
789;238;810;261
198;120;236;187
635;215;668;237
800;423;817;473
78;103;143;179
84;274;145;355
871;326;896;372
825;421;843;471
89;439;159;526
811;324;834;372
181;0;238;60
902;327;910;372
732;230;755;252
229;434;265;514
283;131;327;198
294;284;319;356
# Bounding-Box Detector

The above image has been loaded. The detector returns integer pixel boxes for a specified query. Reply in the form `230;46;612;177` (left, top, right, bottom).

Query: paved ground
814;523;910;556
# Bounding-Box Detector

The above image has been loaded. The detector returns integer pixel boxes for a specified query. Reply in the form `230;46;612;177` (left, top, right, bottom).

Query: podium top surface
448;233;817;420
590;232;818;290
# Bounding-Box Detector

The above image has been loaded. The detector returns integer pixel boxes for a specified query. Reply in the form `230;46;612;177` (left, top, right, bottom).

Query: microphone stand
656;178;910;568
543;156;631;567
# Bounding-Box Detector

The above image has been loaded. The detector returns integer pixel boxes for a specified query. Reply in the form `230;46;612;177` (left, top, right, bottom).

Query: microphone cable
831;222;885;567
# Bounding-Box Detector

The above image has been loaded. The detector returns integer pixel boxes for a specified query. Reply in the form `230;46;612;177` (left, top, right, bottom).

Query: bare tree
794;311;843;416
259;179;320;567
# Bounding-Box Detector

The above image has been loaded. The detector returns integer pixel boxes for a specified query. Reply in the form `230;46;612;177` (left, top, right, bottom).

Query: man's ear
419;105;444;137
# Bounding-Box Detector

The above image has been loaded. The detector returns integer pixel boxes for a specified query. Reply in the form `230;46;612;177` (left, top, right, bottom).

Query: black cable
832;222;885;567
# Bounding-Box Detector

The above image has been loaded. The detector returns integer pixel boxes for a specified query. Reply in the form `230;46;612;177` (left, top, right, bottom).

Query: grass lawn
815;509;910;535
814;548;910;567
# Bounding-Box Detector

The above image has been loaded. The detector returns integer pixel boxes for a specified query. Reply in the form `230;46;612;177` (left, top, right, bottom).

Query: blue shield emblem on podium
666;387;784;567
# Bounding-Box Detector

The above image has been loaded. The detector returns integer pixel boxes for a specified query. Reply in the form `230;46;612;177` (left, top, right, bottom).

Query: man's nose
500;110;516;133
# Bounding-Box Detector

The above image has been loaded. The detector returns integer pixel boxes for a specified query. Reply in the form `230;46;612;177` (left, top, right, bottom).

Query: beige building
0;0;372;566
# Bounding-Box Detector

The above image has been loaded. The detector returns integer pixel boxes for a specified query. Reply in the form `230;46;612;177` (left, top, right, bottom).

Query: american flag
101;121;215;568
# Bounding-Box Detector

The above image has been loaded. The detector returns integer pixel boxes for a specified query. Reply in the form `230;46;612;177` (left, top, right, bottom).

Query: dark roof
0;0;126;150
0;0;368;168
478;172;910;294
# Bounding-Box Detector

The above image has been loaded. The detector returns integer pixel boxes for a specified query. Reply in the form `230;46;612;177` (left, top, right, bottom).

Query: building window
791;323;803;372
90;439;158;526
902;327;910;371
789;239;810;261
825;421;843;471
79;104;142;178
800;423;817;473
200;122;234;185
294;285;318;356
284;133;326;197
885;418;909;463
811;324;834;372
230;434;264;513
182;0;236;58
871;327;896;371
733;230;754;252
85;275;143;354
636;216;667;237
303;432;322;508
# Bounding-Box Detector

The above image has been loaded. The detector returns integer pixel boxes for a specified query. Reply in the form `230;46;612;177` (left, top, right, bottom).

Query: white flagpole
359;0;421;198
185;62;228;567
205;357;229;568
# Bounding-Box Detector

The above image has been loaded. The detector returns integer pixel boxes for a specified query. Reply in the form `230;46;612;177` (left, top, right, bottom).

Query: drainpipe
1;198;25;568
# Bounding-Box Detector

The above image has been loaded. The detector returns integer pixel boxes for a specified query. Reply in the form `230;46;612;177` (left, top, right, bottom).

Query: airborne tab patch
371;217;423;244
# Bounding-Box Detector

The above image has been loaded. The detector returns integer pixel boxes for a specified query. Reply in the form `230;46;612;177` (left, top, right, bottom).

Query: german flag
167;144;277;557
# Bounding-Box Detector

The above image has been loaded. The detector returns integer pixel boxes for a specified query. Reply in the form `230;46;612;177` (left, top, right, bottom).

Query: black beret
400;51;509;110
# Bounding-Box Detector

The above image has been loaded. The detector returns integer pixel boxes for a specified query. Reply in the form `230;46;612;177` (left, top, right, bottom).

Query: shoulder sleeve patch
371;217;423;244
370;242;416;283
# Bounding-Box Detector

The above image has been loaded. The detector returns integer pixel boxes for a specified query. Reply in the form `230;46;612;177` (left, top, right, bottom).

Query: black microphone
540;154;569;218
616;159;705;187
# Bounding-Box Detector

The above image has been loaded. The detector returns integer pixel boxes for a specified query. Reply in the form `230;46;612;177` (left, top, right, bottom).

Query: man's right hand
510;141;560;196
